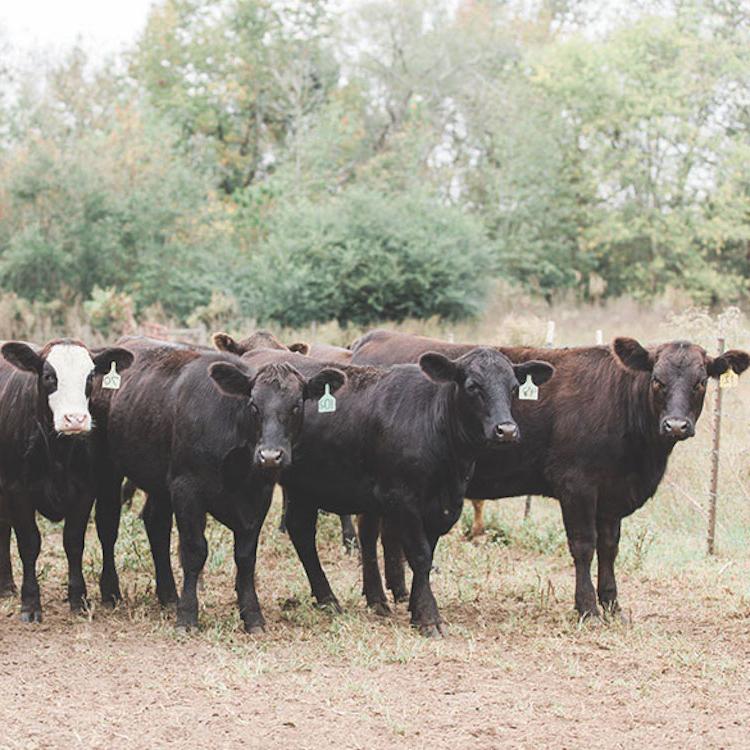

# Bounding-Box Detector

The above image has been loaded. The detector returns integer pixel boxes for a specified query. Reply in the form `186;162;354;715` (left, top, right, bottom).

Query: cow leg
340;515;359;554
357;513;390;616
142;492;178;606
63;493;95;612
11;500;42;623
172;491;208;631
597;516;623;619
0;516;17;597
278;487;288;534
381;515;408;603
285;495;340;611
470;500;486;538
95;474;123;606
398;509;441;637
560;493;599;621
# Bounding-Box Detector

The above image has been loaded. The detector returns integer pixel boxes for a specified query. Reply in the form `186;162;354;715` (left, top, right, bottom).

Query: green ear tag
102;361;121;390
318;383;336;413
518;374;538;401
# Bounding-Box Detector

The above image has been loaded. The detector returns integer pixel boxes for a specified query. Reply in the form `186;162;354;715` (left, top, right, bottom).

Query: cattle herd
0;328;747;636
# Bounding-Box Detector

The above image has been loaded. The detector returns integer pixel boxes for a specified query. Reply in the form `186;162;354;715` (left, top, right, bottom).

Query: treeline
1;0;749;330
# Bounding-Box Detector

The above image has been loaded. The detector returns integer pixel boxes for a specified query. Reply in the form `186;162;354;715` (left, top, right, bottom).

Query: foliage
248;188;491;327
1;0;750;331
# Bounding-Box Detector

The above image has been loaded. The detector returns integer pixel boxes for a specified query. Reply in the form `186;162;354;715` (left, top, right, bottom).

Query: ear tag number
318;383;336;413
518;374;538;401
720;370;738;389
102;362;121;390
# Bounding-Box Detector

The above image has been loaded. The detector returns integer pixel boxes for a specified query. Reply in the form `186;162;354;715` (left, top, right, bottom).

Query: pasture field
2;299;750;749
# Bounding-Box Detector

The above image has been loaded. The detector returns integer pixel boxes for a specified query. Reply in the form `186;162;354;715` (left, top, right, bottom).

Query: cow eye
695;378;708;391
652;377;665;390
249;401;260;415
465;381;479;395
291;404;301;416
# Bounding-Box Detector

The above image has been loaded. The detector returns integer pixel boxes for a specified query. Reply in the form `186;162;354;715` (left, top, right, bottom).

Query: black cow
92;345;344;632
0;339;133;621
351;329;750;621
241;346;553;636
213;332;357;551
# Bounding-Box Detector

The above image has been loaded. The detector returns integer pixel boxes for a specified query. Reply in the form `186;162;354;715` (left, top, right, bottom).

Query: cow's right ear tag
318;383;336;413
518;374;538;401
102;362;121;390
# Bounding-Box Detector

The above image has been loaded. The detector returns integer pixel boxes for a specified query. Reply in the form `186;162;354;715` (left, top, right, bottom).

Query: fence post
524;320;556;521
707;337;725;556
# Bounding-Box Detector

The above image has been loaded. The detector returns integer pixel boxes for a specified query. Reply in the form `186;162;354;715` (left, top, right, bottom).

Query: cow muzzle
58;413;92;435
255;447;286;469
492;421;520;445
661;417;694;440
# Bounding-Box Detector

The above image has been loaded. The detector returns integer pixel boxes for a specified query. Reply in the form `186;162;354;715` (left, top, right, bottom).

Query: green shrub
246;188;493;327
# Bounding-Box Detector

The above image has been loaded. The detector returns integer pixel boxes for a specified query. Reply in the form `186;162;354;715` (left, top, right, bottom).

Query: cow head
419;347;554;447
208;360;346;470
614;337;750;440
1;340;134;436
212;330;309;356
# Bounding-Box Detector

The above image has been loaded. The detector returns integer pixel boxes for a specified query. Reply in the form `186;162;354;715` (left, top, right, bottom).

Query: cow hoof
315;598;342;614
578;611;602;628
370;601;392;618
20;608;42;623
604;608;631;625
416;623;443;638
391;589;409;604
157;590;179;608
69;596;90;614
0;581;17;598
244;623;266;635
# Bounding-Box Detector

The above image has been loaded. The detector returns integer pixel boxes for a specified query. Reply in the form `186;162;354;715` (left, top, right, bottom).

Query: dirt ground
1;500;749;750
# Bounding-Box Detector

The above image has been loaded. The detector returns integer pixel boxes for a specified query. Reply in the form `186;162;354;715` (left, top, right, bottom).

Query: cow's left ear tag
518;374;538;401
318;383;336;413
102;362;121;390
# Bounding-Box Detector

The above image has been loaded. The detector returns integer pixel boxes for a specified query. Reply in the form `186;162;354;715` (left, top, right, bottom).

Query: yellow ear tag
102;362;121;390
318;383;336;413
518;374;539;401
719;369;738;389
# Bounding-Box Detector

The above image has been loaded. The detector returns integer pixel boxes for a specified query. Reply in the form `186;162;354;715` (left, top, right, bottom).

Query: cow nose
494;422;520;443
662;418;690;437
62;413;89;431
258;448;284;467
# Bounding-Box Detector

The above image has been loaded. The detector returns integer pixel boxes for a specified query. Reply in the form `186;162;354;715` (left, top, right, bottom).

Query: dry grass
1;298;750;748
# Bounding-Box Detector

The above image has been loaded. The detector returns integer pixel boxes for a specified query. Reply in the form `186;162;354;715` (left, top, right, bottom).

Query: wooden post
524;320;555;521
707;337;725;556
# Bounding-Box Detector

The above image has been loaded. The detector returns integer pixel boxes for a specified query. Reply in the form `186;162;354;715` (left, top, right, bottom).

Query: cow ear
208;362;255;398
212;332;243;355
92;347;134;374
707;349;750;378
2;342;43;374
613;337;653;372
514;360;554;386
288;342;310;356
419;352;461;384
304;368;346;401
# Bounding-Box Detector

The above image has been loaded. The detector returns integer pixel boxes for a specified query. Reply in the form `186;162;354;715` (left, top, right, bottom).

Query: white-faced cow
350;329;750;621
240;346;553;636
92;344;345;632
0;339;133;621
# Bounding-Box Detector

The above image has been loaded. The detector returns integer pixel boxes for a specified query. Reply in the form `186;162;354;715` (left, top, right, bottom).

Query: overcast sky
0;0;154;57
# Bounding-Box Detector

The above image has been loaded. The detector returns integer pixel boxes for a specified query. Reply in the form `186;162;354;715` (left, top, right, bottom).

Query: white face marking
45;344;96;434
